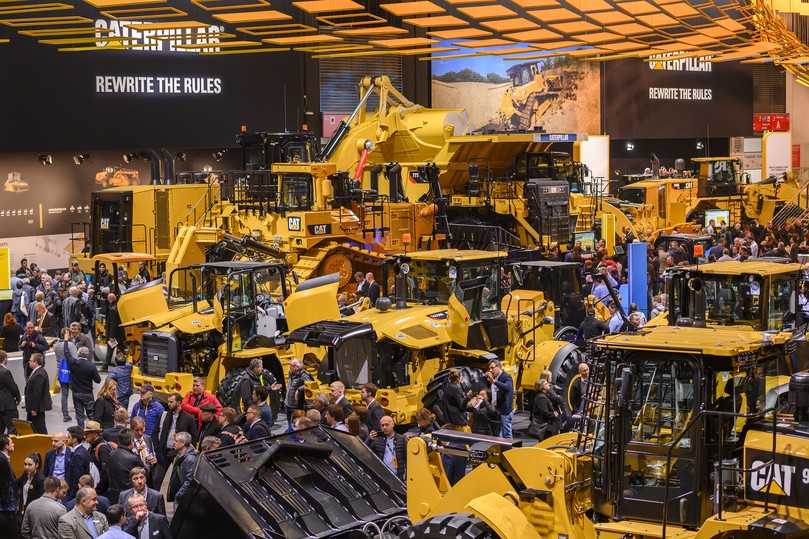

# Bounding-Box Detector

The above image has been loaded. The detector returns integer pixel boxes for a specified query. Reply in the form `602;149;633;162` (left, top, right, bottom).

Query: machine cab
693;157;745;197
508;260;584;329
665;261;800;332
168;261;290;355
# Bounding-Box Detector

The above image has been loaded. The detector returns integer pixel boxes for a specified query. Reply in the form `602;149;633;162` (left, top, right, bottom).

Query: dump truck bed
171;426;407;539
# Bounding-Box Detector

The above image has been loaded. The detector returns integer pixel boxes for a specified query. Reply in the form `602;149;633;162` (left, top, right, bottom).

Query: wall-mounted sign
753;113;790;132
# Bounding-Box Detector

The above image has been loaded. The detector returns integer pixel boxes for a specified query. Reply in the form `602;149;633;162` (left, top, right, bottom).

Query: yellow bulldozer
286;249;582;425
402;260;809;539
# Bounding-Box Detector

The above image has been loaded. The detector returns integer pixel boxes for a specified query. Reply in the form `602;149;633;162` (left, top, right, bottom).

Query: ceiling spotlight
625;141;635;152
176;152;187;162
696;140;705;150
73;153;89;165
212;150;227;162
38;154;53;166
122;152;137;164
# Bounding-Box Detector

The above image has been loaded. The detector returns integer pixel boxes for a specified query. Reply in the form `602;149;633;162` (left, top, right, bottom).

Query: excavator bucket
171;426;407;539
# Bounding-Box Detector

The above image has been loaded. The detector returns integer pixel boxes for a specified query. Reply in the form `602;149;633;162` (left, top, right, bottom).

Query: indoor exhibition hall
1;0;809;538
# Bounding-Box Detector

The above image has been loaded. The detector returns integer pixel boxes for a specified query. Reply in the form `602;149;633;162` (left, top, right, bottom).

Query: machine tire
400;513;496;539
547;343;584;415
422;366;488;418
553;326;579;343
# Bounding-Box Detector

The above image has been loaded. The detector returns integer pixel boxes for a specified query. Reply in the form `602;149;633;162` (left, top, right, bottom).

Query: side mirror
191;274;198;313
618;367;634;411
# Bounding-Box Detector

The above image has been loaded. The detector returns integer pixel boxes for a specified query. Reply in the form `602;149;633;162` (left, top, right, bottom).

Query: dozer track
293;241;391;292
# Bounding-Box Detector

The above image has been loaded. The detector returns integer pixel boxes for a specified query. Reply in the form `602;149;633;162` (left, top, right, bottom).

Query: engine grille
141;333;173;377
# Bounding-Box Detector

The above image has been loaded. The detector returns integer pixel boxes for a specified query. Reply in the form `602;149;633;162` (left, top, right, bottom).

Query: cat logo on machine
750;460;796;496
287;216;301;231
308;223;331;235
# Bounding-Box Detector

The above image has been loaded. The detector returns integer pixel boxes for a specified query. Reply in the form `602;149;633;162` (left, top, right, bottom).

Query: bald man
369;416;406;481
44;433;81;499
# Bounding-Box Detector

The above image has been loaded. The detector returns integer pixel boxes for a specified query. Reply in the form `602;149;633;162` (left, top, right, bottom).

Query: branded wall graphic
431;45;600;134
603;55;754;139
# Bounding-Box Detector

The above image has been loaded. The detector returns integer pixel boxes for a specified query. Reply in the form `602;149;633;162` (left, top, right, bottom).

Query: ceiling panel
292;0;365;14
502;28;562;40
457;4;517;18
480;17;539;31
403;15;466;27
369;36;437;47
427;27;491;38
380;1;443;16
528;8;580;22
213;10;292;23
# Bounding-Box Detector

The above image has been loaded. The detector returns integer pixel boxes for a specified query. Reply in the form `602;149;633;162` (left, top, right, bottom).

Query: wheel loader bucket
170;426;407;539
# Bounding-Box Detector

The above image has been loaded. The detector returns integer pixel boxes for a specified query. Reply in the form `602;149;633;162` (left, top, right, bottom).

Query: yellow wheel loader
118;260;339;398
287;249;582;425
402;259;809;539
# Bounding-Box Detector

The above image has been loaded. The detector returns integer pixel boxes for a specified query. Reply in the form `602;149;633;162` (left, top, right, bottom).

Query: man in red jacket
181;378;222;429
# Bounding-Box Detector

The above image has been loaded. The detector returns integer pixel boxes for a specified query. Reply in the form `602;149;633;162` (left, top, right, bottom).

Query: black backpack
216;368;251;409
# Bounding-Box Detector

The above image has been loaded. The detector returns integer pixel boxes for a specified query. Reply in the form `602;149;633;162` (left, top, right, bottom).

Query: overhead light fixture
38;154;53;166
176;152;187;162
625;141;635;152
73;153;89;165
696;140;705;150
212;150;227;162
122;152;137;163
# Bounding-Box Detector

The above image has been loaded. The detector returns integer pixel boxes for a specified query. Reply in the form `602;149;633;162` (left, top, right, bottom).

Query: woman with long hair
0;313;22;353
93;378;119;429
16;452;43;512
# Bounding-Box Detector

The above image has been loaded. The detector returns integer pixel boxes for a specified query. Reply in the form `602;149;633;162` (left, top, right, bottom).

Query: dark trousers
0;511;20;539
441;453;467;486
151;450;175;490
60;383;71;420
27;410;47;434
72;392;94;429
0;409;17;435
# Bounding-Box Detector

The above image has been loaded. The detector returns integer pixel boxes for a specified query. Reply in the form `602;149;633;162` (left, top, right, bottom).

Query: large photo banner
431;51;601;134
604;56;753;139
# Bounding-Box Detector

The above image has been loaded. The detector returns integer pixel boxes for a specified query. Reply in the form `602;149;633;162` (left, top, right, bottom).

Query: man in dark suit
124;493;172;539
570;362;590;414
65;427;91;499
329;381;354;419
152;393;197;490
24;353;51;434
105;428;145;504
0;352;20;435
369;415;406;481
364;272;380;306
19;322;48;379
361;383;384;433
118;466;165;516
44;431;86;501
0;435;18;537
243;404;271;440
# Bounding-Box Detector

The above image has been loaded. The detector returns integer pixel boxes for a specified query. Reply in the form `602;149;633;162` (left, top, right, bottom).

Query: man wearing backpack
284;359;312;431
236;359;281;416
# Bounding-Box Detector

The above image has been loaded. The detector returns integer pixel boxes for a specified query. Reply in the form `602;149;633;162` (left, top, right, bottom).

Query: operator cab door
613;358;703;527
223;270;257;354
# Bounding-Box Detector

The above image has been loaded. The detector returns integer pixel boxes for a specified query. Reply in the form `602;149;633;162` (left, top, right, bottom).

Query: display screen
705;209;730;227
603;57;753;139
575;231;596;251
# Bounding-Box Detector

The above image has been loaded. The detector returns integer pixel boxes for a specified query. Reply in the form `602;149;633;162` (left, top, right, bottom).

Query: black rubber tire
400;513;496;539
553;326;579;343
547;343;584;415
422;366;488;414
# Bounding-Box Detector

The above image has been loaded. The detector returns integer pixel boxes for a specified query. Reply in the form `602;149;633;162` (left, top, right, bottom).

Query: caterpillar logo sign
648;53;712;72
746;449;809;506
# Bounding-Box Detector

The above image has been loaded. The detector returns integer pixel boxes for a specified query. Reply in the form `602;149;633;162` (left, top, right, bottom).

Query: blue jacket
131;399;165;437
491;371;514;416
107;364;133;398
